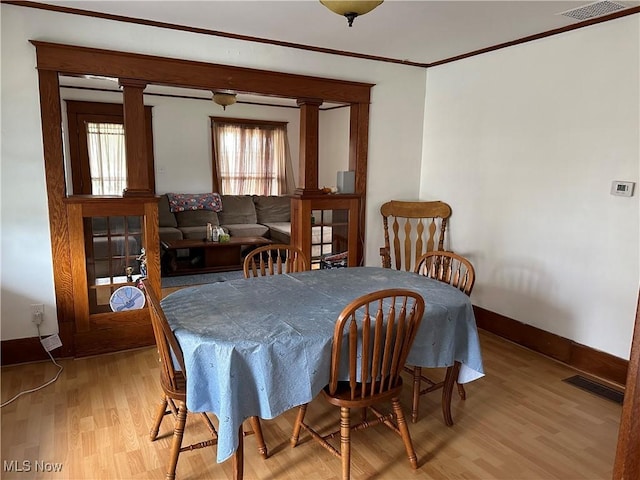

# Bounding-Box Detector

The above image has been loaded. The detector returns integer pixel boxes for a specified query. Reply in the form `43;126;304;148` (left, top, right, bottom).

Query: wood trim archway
32;41;373;102
32;41;372;355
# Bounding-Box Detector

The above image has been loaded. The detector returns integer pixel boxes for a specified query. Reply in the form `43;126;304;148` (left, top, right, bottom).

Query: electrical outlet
31;304;44;326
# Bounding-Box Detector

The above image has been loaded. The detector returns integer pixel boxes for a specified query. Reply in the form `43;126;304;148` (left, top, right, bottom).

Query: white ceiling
34;0;639;66
47;0;638;107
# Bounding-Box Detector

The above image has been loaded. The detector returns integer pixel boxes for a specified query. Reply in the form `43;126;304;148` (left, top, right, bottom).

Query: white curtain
282;128;296;194
213;122;294;195
86;122;126;195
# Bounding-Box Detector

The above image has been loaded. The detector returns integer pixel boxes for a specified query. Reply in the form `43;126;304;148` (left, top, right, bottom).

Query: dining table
160;266;485;463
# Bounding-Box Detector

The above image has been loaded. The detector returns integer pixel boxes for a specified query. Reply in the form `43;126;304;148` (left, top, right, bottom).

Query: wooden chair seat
322;380;403;406
142;281;267;480
159;370;186;402
290;289;425;480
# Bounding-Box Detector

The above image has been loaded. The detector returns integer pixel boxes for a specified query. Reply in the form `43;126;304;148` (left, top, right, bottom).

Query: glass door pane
311;208;349;269
85;215;145;314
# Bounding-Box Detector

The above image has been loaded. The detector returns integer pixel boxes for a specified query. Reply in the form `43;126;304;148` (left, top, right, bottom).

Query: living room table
160;266;485;463
161;236;271;276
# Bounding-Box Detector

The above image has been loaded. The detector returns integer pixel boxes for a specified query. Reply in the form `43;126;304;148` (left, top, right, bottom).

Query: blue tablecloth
160;266;484;463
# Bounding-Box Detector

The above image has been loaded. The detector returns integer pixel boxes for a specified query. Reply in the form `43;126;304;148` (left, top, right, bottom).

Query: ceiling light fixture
212;91;237;110
320;0;383;27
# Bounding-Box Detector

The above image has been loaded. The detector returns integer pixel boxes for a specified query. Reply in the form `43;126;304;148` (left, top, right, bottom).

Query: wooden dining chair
142;281;267;480
380;200;452;272
415;250;475;295
290;289;425;480
408;251;476;425
243;243;309;278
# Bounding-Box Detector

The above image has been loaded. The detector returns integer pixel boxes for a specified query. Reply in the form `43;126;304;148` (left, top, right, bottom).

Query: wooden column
349;102;370;266
36;68;75;357
294;98;323;196
119;78;151;197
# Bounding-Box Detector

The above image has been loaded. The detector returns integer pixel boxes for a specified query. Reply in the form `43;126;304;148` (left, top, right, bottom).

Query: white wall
421;16;640;359
59;87;302;194
0;4;426;340
319;107;350;190
2;3;634;362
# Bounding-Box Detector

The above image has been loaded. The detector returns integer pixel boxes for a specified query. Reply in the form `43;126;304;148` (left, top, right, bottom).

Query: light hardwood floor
1;331;621;479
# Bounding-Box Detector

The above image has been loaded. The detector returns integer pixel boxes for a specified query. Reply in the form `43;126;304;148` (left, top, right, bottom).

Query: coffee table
161;236;272;276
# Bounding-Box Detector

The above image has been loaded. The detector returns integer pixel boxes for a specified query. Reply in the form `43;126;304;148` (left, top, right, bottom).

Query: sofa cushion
263;222;291;244
159;226;183;242
218;195;257;224
158;194;178;228
178;226;210;240
175;210;219;227
254;196;291;223
222;223;269;238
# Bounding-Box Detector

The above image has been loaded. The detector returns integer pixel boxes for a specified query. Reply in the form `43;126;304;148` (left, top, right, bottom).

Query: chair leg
340;407;351;480
391;397;418;469
166;398;178;416
442;362;461;426
232;426;244;480
290;404;308;447
457;381;467;400
412;363;464;425
165;402;187;480
411;366;421;423
199;412;218;438
248;416;268;459
150;394;168;441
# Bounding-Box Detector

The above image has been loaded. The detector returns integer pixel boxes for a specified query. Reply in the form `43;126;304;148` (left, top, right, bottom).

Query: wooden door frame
31;40;372;355
613;290;640;479
66;100;155;194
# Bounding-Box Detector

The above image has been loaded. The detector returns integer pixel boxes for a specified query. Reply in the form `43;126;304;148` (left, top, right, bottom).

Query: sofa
158;193;293;244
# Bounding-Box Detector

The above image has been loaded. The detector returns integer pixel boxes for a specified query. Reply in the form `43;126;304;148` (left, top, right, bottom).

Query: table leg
442;361;461;427
161;248;178;274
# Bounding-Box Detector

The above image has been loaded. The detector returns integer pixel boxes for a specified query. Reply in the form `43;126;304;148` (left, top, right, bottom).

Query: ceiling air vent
558;1;628;20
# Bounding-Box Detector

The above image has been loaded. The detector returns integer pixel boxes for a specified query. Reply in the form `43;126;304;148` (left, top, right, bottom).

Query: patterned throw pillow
166;193;223;213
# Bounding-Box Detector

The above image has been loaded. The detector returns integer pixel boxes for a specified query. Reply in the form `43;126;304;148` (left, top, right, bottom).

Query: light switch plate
610;181;635;197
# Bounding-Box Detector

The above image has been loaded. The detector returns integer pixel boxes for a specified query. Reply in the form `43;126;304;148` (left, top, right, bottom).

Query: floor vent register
562;375;624;405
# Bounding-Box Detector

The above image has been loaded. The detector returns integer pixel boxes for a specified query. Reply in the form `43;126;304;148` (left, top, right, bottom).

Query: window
66;101;155;195
211;118;294;195
86;122;126;195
